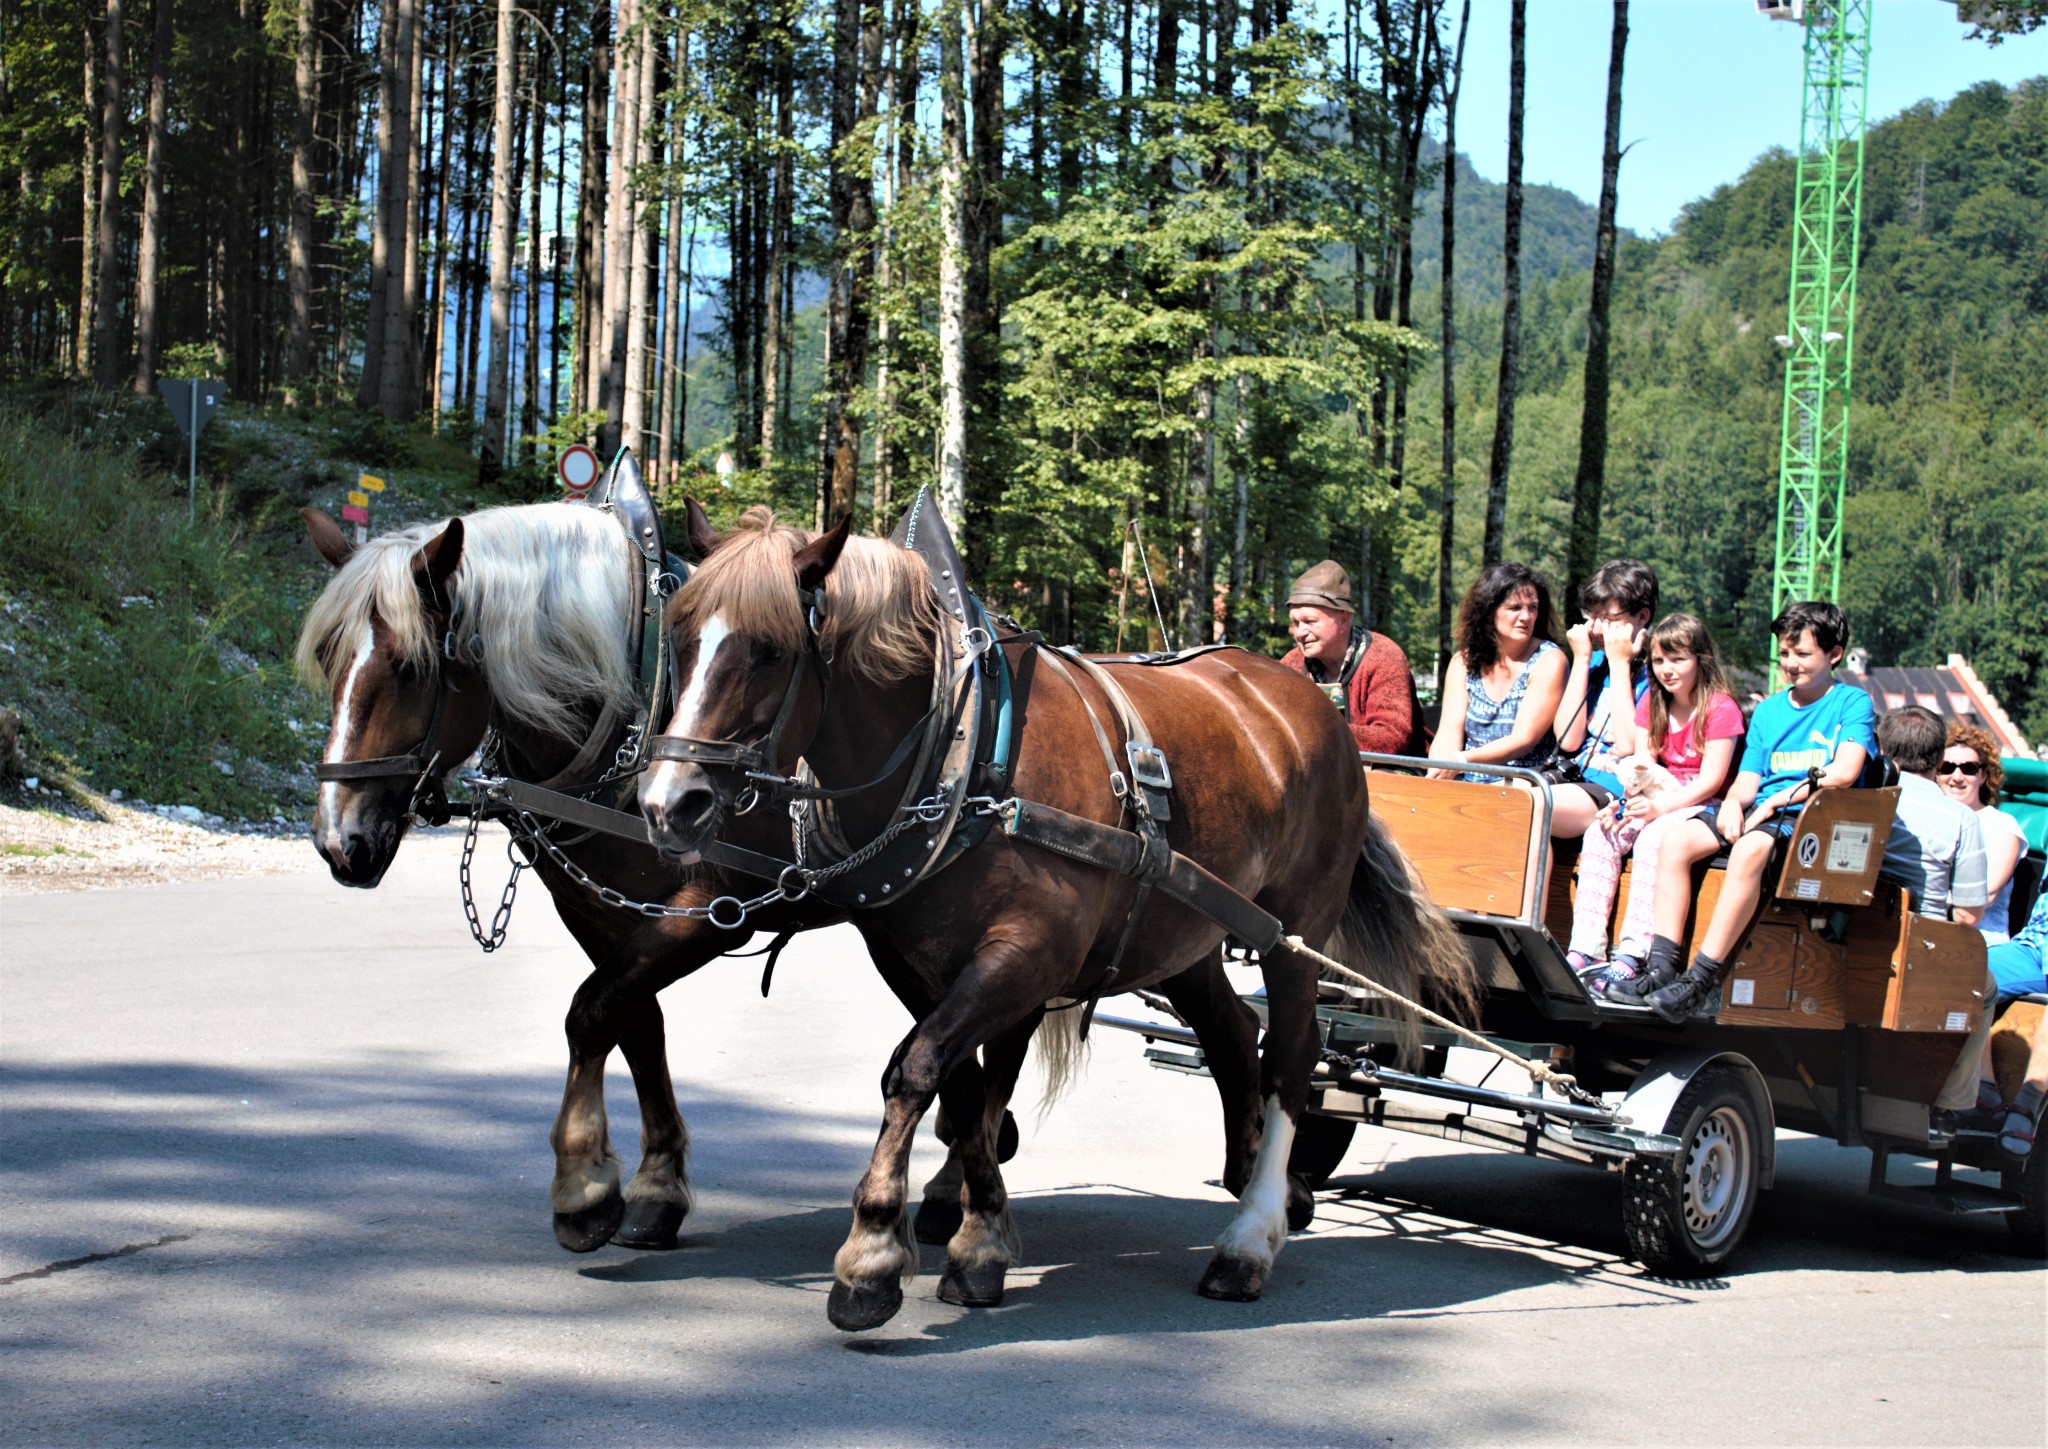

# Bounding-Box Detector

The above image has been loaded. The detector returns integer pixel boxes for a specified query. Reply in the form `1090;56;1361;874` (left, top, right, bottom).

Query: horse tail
1030;1000;1088;1114
1320;812;1480;1064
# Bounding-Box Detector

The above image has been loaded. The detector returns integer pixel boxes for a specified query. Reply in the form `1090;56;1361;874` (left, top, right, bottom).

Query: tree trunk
1565;0;1628;603
759;8;793;468
397;1;428;415
76;22;98;378
479;0;518;484
1482;0;1525;568
935;0;967;532
550;9;569;426
1179;0;1235;645
523;9;547;452
962;0;1004;575
575;1;611;421
359;3;395;405
132;0;171;394
428;4;457;420
623;18;657;460
375;0;417;418
90;0;124;389
286;0;319;390
1437;0;1469;687
656;23;688;490
598;0;638;453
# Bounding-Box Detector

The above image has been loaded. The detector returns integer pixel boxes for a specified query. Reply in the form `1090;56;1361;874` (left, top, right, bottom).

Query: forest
2;0;2045;745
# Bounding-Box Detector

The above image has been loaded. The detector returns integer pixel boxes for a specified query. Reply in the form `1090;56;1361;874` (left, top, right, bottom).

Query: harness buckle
1108;771;1129;800
1126;743;1173;792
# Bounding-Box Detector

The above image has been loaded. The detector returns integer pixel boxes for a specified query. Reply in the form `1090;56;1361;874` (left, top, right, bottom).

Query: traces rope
1278;932;1604;1109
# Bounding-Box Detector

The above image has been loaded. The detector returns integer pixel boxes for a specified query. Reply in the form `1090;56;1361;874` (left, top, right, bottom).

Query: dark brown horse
294;502;1272;1256
638;508;1474;1331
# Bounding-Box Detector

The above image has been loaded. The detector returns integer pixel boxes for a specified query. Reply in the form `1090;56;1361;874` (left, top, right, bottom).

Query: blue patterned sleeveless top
1459;639;1561;783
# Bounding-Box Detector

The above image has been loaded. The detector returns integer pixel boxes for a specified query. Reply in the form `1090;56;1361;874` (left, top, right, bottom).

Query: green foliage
1395;78;2048;741
0;404;318;814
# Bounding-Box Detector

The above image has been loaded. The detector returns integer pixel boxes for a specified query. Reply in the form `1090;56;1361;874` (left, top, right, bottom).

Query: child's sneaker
1648;963;1721;1023
1586;956;1644;997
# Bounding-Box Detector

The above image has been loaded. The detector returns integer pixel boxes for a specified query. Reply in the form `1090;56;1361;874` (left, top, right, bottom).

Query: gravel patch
0;799;317;894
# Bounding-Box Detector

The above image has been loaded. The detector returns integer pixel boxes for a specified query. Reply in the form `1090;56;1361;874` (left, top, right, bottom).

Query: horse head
297;508;492;886
638;505;852;862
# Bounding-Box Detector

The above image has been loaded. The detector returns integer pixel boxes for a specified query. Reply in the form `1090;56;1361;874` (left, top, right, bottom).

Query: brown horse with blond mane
639;505;1475;1331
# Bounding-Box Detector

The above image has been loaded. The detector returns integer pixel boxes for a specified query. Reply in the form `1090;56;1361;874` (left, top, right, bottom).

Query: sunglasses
1936;760;1984;777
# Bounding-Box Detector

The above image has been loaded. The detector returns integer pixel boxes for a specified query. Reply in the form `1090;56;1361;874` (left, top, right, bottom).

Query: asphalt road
4;829;2044;1446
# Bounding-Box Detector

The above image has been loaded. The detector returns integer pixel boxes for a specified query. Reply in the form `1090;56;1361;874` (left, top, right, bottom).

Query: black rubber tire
1287;1113;1357;1190
2001;1111;2046;1258
1621;1065;1762;1277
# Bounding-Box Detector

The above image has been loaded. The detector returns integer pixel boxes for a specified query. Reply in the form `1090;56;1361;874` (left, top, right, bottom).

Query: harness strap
531;697;626;791
999;798;1282;955
494;777;798;884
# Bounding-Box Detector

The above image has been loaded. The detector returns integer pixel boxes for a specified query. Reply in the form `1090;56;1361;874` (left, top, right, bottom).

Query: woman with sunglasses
1941;723;2028;943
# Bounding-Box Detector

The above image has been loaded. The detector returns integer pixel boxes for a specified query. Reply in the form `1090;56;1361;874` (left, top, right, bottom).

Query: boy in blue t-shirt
1607;601;1876;1022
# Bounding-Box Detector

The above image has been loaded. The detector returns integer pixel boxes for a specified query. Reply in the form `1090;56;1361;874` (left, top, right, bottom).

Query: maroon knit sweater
1282;630;1423;757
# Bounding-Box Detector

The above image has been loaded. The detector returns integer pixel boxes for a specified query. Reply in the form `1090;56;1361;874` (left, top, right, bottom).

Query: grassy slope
0;386;521;820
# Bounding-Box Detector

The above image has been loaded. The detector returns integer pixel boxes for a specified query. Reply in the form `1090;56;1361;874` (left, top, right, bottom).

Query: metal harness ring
704;895;749;931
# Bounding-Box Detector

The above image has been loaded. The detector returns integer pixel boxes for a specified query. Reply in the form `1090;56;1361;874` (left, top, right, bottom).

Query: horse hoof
914;1196;964;1245
997;1110;1020;1164
1197;1254;1268;1303
614;1197;686;1250
1286;1173;1316;1233
827;1277;905;1332
553;1189;625;1253
937;1259;1006;1308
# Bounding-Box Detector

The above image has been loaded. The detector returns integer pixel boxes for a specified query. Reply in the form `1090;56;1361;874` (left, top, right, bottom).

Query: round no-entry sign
559;445;602;496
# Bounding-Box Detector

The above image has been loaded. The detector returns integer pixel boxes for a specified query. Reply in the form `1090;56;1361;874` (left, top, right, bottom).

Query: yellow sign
357;473;386;493
347;490;370;507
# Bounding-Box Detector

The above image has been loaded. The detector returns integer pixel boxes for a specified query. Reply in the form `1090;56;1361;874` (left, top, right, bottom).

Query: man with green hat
1281;560;1422;756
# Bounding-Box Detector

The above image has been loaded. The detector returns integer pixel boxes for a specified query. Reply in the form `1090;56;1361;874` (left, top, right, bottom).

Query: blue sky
1450;0;2048;234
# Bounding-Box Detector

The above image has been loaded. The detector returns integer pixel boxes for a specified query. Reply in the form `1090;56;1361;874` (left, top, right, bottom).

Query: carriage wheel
1287;1112;1357;1190
2002;1109;2046;1258
1621;1066;1762;1277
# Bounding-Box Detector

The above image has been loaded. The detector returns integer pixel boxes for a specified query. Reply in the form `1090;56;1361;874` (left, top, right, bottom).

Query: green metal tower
1767;0;1872;633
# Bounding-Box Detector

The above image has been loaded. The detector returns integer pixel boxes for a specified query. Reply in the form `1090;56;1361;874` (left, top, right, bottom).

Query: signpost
559;444;601;499
158;379;225;523
715;450;736;488
349;473;384;545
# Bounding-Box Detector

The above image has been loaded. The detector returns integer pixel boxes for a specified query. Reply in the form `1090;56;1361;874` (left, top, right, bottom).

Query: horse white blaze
643;614;730;815
317;635;376;851
1215;1093;1297;1266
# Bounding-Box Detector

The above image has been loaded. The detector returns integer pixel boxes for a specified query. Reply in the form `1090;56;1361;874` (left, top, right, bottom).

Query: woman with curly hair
1941;722;2028;943
1429;562;1568;783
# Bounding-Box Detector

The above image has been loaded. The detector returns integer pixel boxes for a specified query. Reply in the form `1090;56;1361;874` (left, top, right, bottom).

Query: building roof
1841;650;2034;759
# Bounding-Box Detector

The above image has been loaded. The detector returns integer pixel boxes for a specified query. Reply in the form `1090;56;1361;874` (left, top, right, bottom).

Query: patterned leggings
1567;806;1714;962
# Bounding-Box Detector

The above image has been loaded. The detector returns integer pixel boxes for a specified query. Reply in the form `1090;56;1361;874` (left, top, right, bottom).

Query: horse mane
670;505;940;683
295;502;637;739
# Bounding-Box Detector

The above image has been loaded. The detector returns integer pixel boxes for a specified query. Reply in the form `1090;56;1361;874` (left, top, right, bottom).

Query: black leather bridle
312;643;461;822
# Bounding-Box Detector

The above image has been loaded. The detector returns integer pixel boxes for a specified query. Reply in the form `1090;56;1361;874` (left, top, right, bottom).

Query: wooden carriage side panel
1367;775;1536;918
1773;787;1899;908
1840;888;1908;1026
1886;914;1988;1034
1717;907;1846;1030
1841;886;1987;1033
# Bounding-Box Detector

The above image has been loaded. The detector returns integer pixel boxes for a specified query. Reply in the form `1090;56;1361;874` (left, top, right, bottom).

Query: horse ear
793;514;854;595
410;517;465;610
302;507;356;570
684;496;723;559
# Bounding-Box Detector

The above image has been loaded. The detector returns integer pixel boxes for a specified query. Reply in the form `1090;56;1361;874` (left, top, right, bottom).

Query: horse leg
1156;950;1262;1197
916;1082;1023;1244
549;969;625;1251
1198;942;1321;1302
828;946;1050;1332
937;1013;1037;1308
611;997;693;1249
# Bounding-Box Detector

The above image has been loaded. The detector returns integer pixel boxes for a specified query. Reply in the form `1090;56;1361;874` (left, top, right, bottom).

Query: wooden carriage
1101;757;2045;1276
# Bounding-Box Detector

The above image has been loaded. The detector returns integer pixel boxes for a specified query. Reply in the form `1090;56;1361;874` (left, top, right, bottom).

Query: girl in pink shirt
1567;614;1745;991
